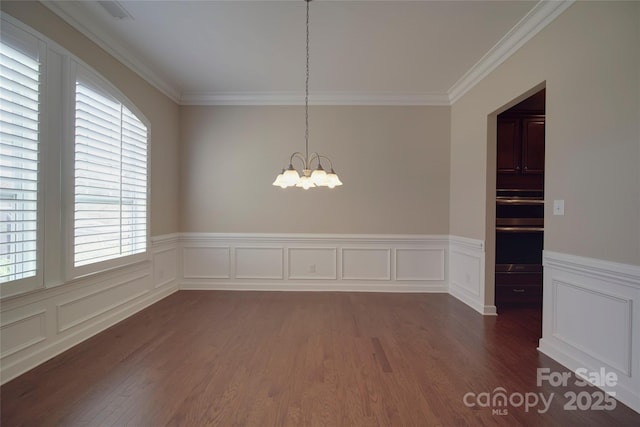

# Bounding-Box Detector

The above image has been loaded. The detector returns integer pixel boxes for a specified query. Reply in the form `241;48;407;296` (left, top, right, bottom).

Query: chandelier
272;0;342;190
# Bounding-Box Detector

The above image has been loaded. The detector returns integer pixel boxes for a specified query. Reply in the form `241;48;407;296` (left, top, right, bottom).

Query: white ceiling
42;0;572;105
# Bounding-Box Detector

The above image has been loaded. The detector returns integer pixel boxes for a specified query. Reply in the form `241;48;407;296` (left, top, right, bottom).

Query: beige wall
6;1;637;263
180;106;450;234
1;1;181;236
450;1;640;265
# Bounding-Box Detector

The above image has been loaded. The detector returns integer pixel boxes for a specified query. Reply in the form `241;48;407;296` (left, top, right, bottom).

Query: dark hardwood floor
1;291;639;426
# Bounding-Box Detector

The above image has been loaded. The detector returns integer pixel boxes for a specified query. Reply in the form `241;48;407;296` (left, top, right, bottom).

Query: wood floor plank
1;291;639;426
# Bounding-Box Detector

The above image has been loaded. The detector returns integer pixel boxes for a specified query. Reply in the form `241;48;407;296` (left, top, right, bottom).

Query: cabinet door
522;118;545;174
497;118;521;174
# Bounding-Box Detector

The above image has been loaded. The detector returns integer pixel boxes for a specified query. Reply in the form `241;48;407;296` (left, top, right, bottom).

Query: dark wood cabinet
522;117;545;174
495;266;543;305
497;118;520;174
495;282;543;304
496;114;545;190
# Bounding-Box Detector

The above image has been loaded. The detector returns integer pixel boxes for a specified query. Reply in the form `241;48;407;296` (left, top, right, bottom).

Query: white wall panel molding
235;247;284;280
551;279;632;376
448;236;493;315
288;248;337;280
152;247;178;289
0;234;179;385
396;248;446;281
56;272;150;333
1;261;150;312
179;233;448;292
0;310;46;359
342;248;391;281
182;246;231;279
539;251;640;414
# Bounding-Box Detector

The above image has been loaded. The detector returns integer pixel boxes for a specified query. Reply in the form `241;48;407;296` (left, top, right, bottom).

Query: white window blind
74;81;148;267
0;41;40;283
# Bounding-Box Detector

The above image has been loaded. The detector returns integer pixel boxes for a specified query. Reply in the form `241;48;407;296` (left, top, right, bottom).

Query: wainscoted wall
448;235;494;315
0;235;180;384
179;233;449;292
538;251;640;414
4;233;639;414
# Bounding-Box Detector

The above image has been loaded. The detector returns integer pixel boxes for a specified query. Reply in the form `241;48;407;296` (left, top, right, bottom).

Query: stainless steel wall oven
495;190;543;305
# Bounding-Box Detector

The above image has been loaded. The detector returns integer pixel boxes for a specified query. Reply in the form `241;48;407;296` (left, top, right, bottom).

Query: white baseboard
449;286;497;315
182;281;448;293
178;233;450;293
0;235;180;385
539;250;640;414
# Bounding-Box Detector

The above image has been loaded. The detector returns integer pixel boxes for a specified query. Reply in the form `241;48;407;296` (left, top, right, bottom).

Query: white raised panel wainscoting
538;251;640;414
4;232;639;414
179;233;449;293
448;235;495;315
0;235;180;384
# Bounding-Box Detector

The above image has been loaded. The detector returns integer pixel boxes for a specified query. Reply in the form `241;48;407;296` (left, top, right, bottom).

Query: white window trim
0;16;46;298
64;61;151;281
0;12;151;297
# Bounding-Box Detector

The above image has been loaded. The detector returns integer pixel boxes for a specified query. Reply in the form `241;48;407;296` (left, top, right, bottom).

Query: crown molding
179;91;451;106
41;0;574;107
447;0;575;104
41;1;181;103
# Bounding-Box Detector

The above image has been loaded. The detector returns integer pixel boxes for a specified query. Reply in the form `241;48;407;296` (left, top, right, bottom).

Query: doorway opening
494;88;545;326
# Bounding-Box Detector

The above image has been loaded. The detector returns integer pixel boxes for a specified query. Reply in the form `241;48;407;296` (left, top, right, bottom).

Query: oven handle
496;226;544;232
496;199;544;205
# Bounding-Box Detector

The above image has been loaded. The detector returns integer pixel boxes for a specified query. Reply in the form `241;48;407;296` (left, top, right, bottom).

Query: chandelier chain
305;0;310;161
271;0;342;189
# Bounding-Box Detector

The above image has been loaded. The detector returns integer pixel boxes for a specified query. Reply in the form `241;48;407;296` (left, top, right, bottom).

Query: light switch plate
553;200;565;216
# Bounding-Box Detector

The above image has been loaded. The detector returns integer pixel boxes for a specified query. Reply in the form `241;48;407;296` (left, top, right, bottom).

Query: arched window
72;70;149;271
0;14;150;295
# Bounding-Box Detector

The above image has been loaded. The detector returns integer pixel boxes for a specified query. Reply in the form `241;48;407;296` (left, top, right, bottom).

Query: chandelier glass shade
272;152;343;189
272;0;342;190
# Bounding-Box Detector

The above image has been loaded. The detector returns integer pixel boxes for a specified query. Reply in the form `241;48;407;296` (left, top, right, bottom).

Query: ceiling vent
98;1;133;20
